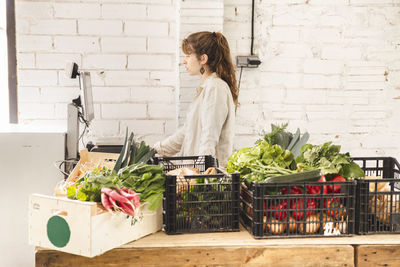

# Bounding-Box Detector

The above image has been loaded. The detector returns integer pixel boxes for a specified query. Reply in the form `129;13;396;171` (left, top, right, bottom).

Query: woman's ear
200;54;208;65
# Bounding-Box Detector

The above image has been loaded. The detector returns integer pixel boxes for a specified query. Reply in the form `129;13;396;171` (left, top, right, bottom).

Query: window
1;0;17;125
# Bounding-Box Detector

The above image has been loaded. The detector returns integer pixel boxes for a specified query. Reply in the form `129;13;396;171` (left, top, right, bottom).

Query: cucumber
263;170;321;183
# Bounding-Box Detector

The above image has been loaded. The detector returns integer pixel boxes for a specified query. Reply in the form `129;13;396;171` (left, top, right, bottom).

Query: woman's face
183;53;202;76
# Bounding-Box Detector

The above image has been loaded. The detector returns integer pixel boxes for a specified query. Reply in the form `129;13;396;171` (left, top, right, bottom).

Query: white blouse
153;72;235;166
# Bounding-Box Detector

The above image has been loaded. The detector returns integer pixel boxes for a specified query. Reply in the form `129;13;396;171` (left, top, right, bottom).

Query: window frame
6;0;17;123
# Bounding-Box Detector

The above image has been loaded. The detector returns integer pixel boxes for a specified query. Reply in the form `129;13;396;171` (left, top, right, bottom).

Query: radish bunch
101;187;140;217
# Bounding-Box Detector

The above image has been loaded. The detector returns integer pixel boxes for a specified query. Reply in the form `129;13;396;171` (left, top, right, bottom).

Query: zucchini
263;170;321;183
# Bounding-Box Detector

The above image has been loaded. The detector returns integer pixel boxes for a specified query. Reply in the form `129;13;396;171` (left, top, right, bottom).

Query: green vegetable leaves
67;163;166;211
296;141;364;178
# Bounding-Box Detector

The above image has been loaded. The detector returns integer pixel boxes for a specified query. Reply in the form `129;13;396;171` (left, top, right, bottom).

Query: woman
153;31;239;166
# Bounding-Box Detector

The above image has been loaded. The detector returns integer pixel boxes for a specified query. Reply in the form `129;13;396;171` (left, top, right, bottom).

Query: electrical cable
251;0;255;55
238;66;243;89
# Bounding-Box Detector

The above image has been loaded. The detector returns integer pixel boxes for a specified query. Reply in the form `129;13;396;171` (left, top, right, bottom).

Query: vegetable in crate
257;123;310;158
295;141;364;178
119;163;165;211
114;128;156;173
226;141;296;183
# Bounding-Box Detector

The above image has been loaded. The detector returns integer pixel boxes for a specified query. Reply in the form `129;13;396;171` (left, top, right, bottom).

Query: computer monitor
79;71;94;123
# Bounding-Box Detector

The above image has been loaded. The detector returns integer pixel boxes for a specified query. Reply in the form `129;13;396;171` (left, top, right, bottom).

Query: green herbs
226;141;296;182
296;141;364;178
67;167;121;202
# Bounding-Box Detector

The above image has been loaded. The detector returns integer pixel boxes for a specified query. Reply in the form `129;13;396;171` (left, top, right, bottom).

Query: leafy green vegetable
114;129;156;172
295;141;364;178
226;141;296;182
67;163;165;211
257;123;309;158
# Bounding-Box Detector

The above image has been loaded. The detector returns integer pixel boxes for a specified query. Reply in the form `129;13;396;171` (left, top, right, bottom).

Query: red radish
101;193;113;212
101;187;129;203
119;202;136;217
115;187;135;201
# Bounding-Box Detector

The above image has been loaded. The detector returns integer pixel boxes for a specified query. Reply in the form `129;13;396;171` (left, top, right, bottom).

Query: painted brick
18;103;55;119
149;71;176;86
260;73;302;88
82;54;126;70
92;87;131;102
15;1;53;19
89;120;120;136
40;87;80;103
182;8;224;17
303;75;342;89
120;120;164;135
18;70;58;86
54;103;68;119
164;119;178;135
101;37;146;53
78;20;123;36
181;1;223;9
130;87;175;103
148;103;176;119
30;19;76;35
18;87;41;103
101;103;147;119
102;4;146;19
17;53;35;69
304;59;343;74
36;53;82;69
275;43;313;58
128;55;172;70
103;71;149;86
269;27;299;42
147;5;176;21
264;58;301;73
148;37;176;53
54;36;100;52
57;72;80;87
55;3;101;19
125;21;168;37
301;29;341;43
17;35;53;52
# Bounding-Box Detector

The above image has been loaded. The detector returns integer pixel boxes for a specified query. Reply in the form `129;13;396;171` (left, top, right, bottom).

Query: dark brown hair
182;31;239;107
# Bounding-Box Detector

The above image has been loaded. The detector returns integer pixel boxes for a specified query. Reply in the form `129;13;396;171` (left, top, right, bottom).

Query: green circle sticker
47;216;71;248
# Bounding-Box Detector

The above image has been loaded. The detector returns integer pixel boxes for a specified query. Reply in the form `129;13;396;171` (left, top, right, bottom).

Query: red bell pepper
327;176;346;193
306;175;328;195
281;186;303;195
268;200;287;220
290;198;317;220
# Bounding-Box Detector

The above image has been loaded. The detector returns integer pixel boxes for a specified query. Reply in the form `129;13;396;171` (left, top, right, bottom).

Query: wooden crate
29;194;162;258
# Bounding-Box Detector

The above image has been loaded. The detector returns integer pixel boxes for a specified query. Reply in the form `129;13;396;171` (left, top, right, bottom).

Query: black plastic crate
154;155;240;234
240;179;356;238
353;157;400;234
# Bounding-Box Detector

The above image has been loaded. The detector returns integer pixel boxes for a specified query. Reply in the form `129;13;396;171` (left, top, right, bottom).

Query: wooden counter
36;226;400;267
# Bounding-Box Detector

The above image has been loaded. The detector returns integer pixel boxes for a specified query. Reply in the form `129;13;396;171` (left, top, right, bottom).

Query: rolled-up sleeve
153;126;185;156
198;85;228;157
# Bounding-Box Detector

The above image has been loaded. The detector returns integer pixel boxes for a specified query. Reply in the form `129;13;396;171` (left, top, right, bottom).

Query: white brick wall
225;0;400;160
15;0;177;145
13;0;400;160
